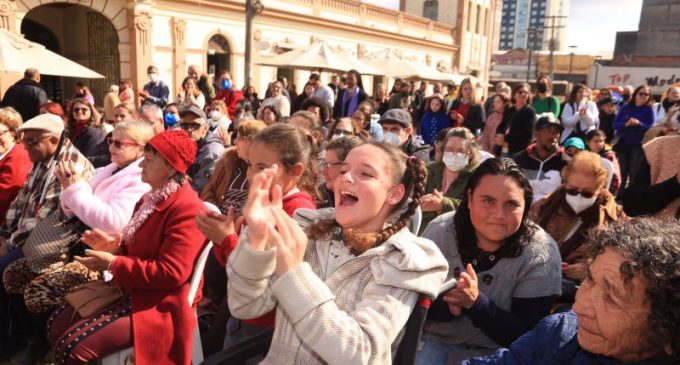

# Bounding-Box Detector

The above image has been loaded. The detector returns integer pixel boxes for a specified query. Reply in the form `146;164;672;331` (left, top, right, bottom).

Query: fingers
226;207;235;222
466;263;478;281
271;184;283;209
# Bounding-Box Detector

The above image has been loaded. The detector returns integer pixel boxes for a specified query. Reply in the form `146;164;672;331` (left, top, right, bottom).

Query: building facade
0;0;461;106
498;0;569;52
400;0;498;91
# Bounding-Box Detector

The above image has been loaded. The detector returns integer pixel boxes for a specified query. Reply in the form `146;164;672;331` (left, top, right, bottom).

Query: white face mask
383;131;402;146
442;152;469;172
210;110;222;121
147;73;158;83
330;133;343;141
565;193;597;214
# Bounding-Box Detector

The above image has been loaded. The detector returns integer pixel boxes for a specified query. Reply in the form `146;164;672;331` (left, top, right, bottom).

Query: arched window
207;34;231;78
423;0;439;21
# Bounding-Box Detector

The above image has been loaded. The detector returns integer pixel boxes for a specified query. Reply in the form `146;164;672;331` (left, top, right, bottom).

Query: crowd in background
0;65;677;365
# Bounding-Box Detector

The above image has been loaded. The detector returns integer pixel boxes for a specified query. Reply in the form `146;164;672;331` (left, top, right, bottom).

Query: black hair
300;96;330;123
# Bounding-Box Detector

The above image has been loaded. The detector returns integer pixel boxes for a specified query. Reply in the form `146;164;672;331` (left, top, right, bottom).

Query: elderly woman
463;218;680;365
67;98;105;158
417;158;562;365
2;121;155;317
419;127;480;233
48;130;206;364
259;81;290;118
0;107;31;221
530;151;626;301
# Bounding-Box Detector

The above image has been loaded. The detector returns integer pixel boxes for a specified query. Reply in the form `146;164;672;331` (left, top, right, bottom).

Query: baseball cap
179;104;207;121
534;113;564;131
564;137;585;150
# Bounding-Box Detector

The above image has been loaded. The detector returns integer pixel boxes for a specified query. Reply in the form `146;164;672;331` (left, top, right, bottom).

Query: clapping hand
420;189;444;212
242;165;282;250
443;264;480;316
55;160;85;188
82;229;122;254
625;118;640;127
75;249;115;272
266;206;308;276
195;207;237;245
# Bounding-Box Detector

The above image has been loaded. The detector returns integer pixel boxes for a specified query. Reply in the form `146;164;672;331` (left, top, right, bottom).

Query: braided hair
307;142;428;254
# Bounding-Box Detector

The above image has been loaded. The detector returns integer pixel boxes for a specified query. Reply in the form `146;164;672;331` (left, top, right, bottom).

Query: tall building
498;0;569;52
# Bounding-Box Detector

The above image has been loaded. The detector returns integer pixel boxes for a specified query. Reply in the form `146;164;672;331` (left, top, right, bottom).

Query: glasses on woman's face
565;188;596;199
107;137;139;149
73;107;90;114
333;129;353;137
637;92;650;97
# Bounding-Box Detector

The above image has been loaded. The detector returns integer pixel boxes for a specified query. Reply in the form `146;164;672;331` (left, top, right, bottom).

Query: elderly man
1;68;47;121
179;105;224;194
0;114;94;361
188;64;215;103
378;109;430;161
137;103;165;135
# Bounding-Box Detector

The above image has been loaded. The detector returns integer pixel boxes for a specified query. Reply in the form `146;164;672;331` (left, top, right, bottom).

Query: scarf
341;87;360;117
121;180;181;245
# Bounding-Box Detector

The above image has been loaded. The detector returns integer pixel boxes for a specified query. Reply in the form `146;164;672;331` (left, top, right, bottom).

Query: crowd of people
0;65;677;365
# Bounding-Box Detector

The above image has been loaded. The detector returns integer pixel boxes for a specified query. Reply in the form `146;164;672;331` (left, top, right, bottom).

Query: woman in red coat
48;130;207;365
0;107;32;221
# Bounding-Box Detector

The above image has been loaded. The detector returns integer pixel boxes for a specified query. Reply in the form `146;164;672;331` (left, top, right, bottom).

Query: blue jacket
420;111;450;146
462;311;669;365
613;104;654;147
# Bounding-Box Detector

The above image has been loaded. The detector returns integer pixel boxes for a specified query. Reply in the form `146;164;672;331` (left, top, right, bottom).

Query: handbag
21;208;88;273
64;280;123;318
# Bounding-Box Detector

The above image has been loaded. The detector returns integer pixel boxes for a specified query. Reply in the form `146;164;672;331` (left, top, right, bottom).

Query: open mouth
339;190;359;207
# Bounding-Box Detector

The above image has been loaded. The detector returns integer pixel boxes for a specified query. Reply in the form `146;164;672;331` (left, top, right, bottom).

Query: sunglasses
73;107;90;114
107;137;139;149
21;134;52;148
565;188;596;199
637;92;650;97
180;123;203;131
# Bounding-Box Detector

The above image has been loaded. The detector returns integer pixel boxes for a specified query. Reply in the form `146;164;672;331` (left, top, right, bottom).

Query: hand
266;206;308;276
420;189;444;212
139;90;149;99
625;118;640;127
195;207;236;245
579;108;587;116
562;262;587;280
242;165;282;250
55;160;85;189
493;134;505;146
82;229;121;253
443;264;479;310
217;127;232;146
74;249;115;272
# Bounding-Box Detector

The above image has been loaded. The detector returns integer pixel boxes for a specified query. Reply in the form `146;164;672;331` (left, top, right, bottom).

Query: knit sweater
227;208;448;364
613;104;654;147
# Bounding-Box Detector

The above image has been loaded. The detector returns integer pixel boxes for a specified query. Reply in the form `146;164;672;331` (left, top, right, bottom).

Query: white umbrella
257;41;382;75
0;28;104;78
365;49;450;80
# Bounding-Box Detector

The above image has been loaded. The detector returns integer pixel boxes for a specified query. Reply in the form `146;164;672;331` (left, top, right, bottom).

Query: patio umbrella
365;49;450;81
0;28;104;78
256;41;382;75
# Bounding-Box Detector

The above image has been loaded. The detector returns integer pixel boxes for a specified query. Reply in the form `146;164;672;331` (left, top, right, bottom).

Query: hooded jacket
187;131;225;194
513;144;566;202
227;208;448;365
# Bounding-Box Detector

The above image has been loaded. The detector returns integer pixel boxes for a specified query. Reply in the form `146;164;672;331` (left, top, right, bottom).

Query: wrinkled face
188;66;199;80
334;144;403;232
179;117;208;142
566;169;600;196
138;108;163;134
0;123;15;156
536;125;561;152
114;106;132;124
587;135;605;153
429;98;443;113
21;129;58;163
323;149;343;190
109;129;143;167
139;150;174;190
72;102;91;123
573;248;660;362
467;175;525;246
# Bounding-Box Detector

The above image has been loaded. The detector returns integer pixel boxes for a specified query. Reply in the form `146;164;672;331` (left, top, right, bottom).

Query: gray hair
584;218;680;362
137;103;163;122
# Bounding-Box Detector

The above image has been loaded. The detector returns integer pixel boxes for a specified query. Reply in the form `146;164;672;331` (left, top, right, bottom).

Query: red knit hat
146;130;197;174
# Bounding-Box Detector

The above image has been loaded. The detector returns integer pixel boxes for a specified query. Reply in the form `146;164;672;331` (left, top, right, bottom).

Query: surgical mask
147;73;158;83
565;193;597;214
383;132;402;146
221;79;232;90
537;84;548;94
442;152;469;172
164;113;177;128
210;110;222;121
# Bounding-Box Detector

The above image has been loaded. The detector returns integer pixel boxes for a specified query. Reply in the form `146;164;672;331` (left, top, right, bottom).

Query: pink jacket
60;159;150;234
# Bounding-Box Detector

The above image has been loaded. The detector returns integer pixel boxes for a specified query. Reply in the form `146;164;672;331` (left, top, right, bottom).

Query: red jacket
213;190;316;328
0;144;32;221
214;88;244;120
111;183;206;365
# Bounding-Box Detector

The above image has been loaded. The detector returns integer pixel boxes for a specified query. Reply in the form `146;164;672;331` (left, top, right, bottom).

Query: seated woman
463;218;680;365
318;136;364;208
416;158;562;365
227;142;448;364
67;98;105;158
48;130;207;364
0;107;31;221
419;127;480;233
530;151;626;301
3;121;153;317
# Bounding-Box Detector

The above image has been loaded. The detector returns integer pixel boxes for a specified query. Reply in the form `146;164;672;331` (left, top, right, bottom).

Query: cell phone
438;278;458;295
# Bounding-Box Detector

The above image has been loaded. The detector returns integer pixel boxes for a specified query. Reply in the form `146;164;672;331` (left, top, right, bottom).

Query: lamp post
526;27;537;83
567;45;577;85
244;0;264;88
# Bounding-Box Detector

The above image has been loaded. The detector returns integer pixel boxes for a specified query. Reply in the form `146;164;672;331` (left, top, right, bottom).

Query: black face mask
537;84;548;94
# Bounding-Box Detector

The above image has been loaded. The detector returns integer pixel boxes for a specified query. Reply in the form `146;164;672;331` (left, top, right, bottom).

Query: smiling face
72;101;91;123
535;125;561;153
573;248;659;362
246;140;300;194
334;144;404;232
467;174;525;249
0;123;15;156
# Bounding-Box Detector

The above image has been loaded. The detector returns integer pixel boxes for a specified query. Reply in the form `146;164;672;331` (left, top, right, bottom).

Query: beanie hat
147;130;197;174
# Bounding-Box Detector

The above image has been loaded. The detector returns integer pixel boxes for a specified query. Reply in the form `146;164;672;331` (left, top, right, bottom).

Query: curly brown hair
307;142;427;254
584;218;680;362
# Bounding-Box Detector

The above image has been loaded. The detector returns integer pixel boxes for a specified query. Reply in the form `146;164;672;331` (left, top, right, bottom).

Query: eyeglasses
333;129;353;137
637;92;650;97
565;188;596;199
180;123;203;131
322;160;343;170
21;135;51;148
107;137;139;149
0;130;10;137
73;107;90;114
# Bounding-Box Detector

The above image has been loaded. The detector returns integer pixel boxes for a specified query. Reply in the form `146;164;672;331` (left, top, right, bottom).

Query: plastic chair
393;294;432;364
410;206;423;235
600;157;614;191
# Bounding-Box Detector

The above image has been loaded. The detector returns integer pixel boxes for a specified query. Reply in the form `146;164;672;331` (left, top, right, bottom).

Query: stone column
0;0;17;32
128;5;153;107
172;17;187;96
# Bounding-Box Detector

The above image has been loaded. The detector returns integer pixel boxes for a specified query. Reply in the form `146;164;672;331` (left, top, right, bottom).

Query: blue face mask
221;79;232;90
164;113;177;127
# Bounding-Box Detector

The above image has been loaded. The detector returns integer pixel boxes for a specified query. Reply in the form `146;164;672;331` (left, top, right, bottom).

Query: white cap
18;113;64;135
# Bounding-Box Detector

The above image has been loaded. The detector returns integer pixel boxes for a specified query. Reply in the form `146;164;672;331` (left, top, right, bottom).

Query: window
467;1;474;32
531;10;537;15
476;4;483;33
423;0;439;21
511;11;515;16
510;18;515;24
540;9;545;15
503;3;508;9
